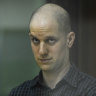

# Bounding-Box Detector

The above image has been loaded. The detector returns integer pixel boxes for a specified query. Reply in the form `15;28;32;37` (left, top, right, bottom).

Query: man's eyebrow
29;33;58;40
29;33;35;37
29;33;38;40
45;36;58;40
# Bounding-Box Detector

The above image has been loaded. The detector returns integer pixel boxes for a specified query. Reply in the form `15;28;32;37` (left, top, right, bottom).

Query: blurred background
0;0;96;96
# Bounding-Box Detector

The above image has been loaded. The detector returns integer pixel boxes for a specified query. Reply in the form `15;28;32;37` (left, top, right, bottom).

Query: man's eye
46;39;56;45
31;38;40;45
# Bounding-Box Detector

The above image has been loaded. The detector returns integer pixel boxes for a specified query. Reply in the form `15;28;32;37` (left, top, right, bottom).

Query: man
9;3;96;96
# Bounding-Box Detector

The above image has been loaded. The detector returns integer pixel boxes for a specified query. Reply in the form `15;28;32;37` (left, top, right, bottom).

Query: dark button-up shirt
9;65;96;96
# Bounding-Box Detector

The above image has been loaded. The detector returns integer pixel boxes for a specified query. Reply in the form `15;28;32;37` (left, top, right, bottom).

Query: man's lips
38;58;52;63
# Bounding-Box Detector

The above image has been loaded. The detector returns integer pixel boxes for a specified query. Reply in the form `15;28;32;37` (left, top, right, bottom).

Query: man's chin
36;60;55;71
39;64;53;71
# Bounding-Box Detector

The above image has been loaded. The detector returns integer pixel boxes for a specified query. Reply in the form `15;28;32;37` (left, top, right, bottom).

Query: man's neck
42;62;71;89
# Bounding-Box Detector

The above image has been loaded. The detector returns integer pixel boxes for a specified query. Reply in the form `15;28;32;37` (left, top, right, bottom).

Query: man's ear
67;32;75;48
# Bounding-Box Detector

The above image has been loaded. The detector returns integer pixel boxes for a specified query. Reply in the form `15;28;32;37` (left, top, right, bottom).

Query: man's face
29;16;68;72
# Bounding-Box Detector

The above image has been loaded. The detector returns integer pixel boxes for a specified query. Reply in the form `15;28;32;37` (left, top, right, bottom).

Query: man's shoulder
9;76;38;96
78;70;96;84
77;70;96;95
70;65;96;87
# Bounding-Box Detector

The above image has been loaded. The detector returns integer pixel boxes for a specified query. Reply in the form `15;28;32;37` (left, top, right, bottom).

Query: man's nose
39;42;48;56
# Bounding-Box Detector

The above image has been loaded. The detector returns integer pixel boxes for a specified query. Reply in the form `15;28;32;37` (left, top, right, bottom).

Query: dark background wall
0;0;96;96
47;0;96;77
78;0;96;77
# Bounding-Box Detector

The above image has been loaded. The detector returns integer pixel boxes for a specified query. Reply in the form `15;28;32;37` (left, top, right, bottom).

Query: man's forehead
30;12;56;27
30;15;59;32
29;16;65;39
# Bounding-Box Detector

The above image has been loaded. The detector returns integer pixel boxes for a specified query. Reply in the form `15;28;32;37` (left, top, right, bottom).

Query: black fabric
9;65;96;96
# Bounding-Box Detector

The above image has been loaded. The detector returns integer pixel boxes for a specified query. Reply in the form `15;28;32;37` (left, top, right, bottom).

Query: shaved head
29;3;75;73
30;3;71;35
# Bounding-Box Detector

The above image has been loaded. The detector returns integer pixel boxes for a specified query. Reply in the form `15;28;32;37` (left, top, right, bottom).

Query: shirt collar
29;71;43;88
30;64;79;88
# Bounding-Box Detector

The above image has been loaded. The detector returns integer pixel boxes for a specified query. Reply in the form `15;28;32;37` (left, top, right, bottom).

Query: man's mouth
38;58;52;63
